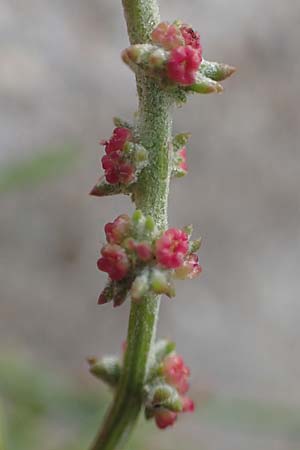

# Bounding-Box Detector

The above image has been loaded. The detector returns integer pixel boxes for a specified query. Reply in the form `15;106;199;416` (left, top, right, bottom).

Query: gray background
1;1;300;449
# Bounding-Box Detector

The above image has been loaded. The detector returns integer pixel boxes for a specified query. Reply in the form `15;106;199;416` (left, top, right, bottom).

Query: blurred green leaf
0;403;6;450
0;145;79;194
201;396;300;437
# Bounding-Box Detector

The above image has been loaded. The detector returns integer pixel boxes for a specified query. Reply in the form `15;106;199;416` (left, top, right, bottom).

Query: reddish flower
118;162;135;184
97;244;130;281
155;228;189;269
151;22;184;50
101;153;135;185
167;46;202;85
135;242;153;262
153;396;194;429
101;153;121;184
154;409;178;429
101;127;132;155
180;26;202;51
174;253;202;279
178;146;188;173
181;396;195;412
104;214;131;244
162;354;190;394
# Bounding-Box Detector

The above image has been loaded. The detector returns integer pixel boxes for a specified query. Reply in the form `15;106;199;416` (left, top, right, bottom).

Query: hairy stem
89;1;173;449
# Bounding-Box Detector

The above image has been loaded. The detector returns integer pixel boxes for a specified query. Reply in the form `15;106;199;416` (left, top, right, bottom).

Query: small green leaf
113;117;133;130
186;73;223;94
200;59;236;82
190;237;202;253
88;356;121;387
89;179;125;197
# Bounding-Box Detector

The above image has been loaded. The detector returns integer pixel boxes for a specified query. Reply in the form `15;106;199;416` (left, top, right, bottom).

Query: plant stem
89;1;173;449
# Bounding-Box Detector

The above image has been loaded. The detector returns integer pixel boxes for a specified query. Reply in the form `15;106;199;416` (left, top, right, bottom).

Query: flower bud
150;384;183;412
104;214;131;244
200;59;236;81
87;356;121;387
150;269;175;298
97;244;130;281
131;270;150;302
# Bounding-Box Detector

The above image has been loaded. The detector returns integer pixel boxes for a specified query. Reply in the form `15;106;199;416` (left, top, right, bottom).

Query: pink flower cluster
154;354;194;429
151;21;202;85
97;211;201;305
100;127;135;184
155;228;188;268
178;146;188;174
97;213;155;290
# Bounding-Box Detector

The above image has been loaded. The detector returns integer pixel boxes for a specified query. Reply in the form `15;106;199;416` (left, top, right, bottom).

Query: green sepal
200;59;236;82
89;178;127;198
189;237;202;253
133;144;148;165
172;167;186;178
98;279;132;308
87;356;121;387
114;278;134;308
130;269;150;303
132;209;144;224
186;72;223;94
154;339;176;363
122;44;167;73
172;133;191;151
131;209;158;240
150;269;175;298
144;215;155;233
146;339;176;382
113;116;133;130
145;383;183;412
183;224;193;238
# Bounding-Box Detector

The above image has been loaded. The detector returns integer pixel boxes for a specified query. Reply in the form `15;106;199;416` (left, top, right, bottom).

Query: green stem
90;1;173;449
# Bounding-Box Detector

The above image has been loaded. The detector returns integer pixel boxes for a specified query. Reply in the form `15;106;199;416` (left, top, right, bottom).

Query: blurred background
1;1;300;449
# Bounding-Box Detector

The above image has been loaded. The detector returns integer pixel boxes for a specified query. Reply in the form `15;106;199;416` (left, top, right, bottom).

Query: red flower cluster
154;354;194;429
100;127;135;184
162;354;190;394
104;214;131;244
155;228;189;269
97;211;201;306
97;213;156;285
151;21;202;85
97;244;130;281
